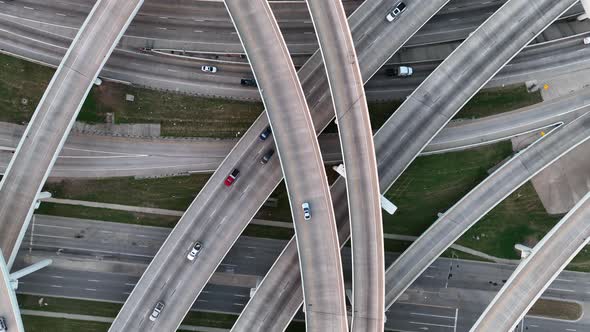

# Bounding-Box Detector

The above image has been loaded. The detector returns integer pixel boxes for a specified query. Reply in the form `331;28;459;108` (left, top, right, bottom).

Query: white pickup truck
386;66;414;77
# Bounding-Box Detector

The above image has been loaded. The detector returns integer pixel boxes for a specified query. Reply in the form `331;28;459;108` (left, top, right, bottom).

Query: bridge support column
10;259;52;290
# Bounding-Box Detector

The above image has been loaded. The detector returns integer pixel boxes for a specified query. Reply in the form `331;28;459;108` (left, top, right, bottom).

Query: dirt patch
528;298;582;321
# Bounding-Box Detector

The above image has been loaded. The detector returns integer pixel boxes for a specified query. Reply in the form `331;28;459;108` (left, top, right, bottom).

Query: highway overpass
0;0;144;267
232;0;453;330
471;187;590;331
384;109;590;308
304;0;383;329
234;0;580;329
225;0;348;330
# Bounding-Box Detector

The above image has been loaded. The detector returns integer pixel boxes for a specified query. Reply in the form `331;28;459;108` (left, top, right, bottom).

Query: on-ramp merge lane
224;0;348;330
0;0;144;266
304;0;383;330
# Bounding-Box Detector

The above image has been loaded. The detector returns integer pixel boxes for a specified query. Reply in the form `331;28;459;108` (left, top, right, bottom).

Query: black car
241;78;257;87
259;126;272;140
260;149;275;164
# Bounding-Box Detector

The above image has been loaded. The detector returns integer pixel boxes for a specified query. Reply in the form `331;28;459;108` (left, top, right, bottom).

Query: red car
224;168;240;186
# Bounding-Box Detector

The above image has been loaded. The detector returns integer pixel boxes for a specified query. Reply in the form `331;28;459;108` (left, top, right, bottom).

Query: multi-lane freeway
13;215;590;332
0;0;588;101
0;85;589;179
303;0;383;329
0;0;143;267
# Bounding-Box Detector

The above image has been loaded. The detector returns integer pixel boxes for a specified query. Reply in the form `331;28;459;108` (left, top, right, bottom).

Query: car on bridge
224;168;240;186
149;301;165;322
302;202;311;221
259;126;272;140
187;241;203;261
260;150;275;164
386;2;407;22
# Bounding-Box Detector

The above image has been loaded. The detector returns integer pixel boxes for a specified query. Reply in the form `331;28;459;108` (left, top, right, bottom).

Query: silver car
386;2;407;22
187;241;202;261
201;65;218;73
149;301;165;321
302;202;311;221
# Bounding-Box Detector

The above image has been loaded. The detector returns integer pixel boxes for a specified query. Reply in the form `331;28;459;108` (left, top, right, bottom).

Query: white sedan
187;241;203;261
201;65;218;73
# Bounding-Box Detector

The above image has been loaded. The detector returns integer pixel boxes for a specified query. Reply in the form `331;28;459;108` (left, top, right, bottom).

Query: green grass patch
243;224;294;240
19;295;241;331
383;142;513;236
36;204;179;228
182;311;237;329
457;182;560;259
43;175;211;211
286;321;307;332
0;53;54;123
79;82;264;138
18;294;121;317
456;84;542;119
22;316;110;332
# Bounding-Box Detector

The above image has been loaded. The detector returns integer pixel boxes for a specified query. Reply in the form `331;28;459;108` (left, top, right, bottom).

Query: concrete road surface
304;0;383;330
471;188;590;331
384;110;590;309
231;0;454;331
0;0;143;267
234;0;581;329
225;0;347;330
110;0;450;332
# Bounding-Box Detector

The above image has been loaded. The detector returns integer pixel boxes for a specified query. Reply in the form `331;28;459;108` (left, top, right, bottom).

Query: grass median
18;294;239;331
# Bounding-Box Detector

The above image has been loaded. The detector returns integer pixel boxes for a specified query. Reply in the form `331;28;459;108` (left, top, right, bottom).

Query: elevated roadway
108;0;350;329
234;0;580;329
0;0;144;266
231;0;453;330
304;0;382;330
471;187;590;331
384;110;590;309
112;0;451;331
224;0;347;330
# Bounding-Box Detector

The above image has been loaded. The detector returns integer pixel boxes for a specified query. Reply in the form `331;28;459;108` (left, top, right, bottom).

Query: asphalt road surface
0;0;143;266
12;214;590;332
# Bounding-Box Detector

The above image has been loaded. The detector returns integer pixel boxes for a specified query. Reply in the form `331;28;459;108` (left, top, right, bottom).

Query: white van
584;37;590;45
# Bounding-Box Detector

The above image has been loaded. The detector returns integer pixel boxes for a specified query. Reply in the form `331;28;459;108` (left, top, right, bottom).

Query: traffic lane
225;0;347;330
472;192;590;331
109;123;285;331
305;0;383;329
20;216;286;276
230;0;458;330
0;0;144;259
384;110;590;308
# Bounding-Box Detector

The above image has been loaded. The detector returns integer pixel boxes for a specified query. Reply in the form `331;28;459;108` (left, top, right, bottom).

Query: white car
386;2;407;22
584;37;590;45
302;202;311;221
187;241;202;261
149;301;165;322
201;65;218;73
